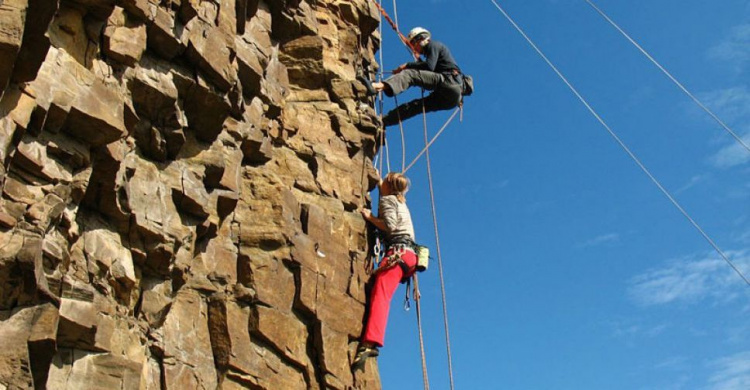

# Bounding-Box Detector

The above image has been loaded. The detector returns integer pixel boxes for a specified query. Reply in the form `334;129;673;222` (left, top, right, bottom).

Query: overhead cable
489;0;750;287
585;0;750;154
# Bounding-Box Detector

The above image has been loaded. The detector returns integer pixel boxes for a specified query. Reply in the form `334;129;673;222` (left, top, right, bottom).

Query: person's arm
360;209;388;231
402;60;427;71
394;61;423;74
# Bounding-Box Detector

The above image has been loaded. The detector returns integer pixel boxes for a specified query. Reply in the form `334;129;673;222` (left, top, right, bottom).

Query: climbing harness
375;246;408;275
489;0;750;287
585;0;750;155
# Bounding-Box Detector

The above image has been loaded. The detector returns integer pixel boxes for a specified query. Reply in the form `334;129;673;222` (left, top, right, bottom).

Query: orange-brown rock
0;0;384;388
0;0;28;94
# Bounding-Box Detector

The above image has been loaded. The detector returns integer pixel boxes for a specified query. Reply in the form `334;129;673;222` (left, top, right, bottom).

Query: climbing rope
420;92;456;390
373;2;445;388
394;95;407;171
490;0;750;287
391;0;401;30
377;3;435;388
384;136;392;172
413;274;430;390
368;1;388;276
368;3;460;388
377;3;434;388
371;0;417;58
402;107;461;174
375;0;387;175
585;0;750;154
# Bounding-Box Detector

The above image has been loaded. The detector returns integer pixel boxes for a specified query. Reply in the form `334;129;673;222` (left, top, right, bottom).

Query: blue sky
368;1;750;389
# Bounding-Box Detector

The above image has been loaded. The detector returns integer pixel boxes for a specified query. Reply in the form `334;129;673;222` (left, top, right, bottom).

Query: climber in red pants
353;172;417;370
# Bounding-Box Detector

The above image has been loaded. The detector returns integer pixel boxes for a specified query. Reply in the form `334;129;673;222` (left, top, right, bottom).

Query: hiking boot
351;345;379;370
357;76;378;96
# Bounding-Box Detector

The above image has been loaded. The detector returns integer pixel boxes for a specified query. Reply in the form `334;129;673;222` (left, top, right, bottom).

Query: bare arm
361;209;388;231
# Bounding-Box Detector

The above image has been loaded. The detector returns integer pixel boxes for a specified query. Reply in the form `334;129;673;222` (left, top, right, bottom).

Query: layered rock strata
0;0;385;388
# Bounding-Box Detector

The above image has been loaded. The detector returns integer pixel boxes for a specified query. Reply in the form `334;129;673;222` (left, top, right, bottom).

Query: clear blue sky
369;1;750;389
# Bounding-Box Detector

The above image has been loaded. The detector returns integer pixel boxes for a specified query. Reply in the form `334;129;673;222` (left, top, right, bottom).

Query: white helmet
407;27;431;46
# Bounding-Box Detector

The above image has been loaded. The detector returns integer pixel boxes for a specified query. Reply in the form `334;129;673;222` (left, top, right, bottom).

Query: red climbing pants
363;248;417;347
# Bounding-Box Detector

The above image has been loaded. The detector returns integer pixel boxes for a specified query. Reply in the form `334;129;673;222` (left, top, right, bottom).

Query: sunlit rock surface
0;0;384;388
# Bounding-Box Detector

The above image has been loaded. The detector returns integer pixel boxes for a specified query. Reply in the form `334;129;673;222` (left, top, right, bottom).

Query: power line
489;0;750;287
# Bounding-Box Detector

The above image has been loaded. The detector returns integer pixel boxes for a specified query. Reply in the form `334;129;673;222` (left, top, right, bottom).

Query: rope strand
585;0;750;154
394;95;408;172
403;108;460;173
384;132;392;172
370;5;433;389
490;0;750;287
371;0;418;59
414;274;430;390
422;92;456;390
392;0;401;30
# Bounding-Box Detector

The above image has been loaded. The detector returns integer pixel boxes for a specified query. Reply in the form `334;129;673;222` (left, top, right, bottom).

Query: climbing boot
357;76;378;96
351;345;379;370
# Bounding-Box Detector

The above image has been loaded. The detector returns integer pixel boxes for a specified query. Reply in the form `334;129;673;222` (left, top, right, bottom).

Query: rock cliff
0;0;384;388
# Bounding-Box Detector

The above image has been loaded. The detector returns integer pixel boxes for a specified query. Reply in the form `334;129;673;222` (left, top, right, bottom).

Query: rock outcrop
0;0;385;388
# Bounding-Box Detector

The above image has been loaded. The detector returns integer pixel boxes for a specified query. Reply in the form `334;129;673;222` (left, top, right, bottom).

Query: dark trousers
382;69;463;127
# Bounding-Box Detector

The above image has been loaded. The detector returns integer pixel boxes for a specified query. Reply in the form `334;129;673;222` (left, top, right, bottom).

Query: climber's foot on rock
352;344;379;370
357;76;378;96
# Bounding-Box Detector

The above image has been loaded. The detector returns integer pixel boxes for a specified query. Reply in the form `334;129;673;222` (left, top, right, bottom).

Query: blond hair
384;172;409;202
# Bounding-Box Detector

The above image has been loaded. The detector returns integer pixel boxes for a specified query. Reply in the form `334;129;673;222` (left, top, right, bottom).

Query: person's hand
392;64;407;74
360;209;372;220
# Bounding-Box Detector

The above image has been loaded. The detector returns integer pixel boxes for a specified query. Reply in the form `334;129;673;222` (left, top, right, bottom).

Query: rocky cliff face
0;0;384;388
